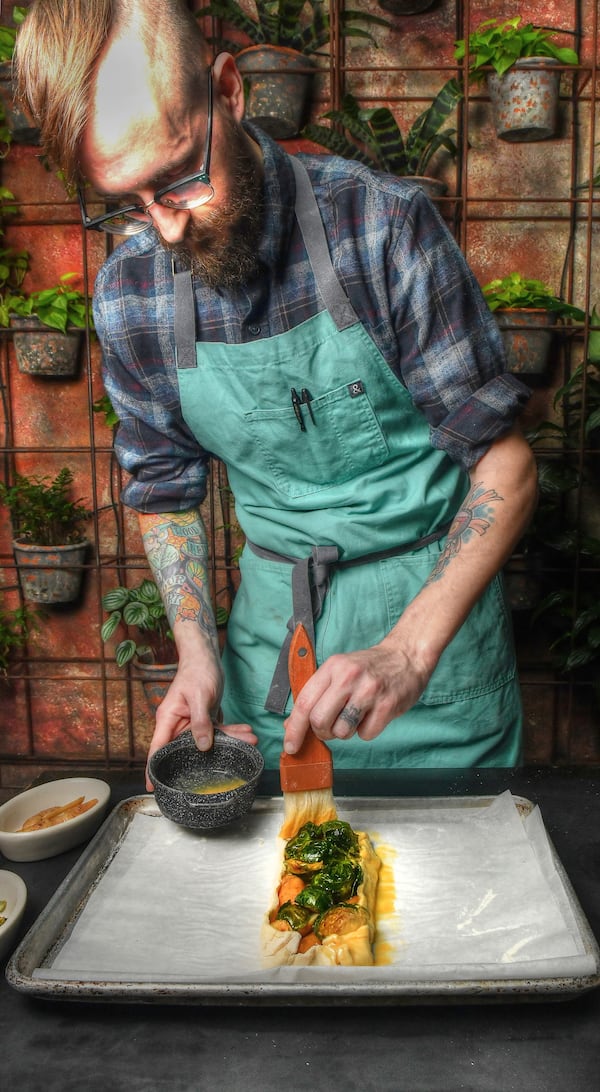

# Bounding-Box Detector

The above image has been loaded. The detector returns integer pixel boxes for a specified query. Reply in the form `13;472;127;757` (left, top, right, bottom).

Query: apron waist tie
249;522;453;715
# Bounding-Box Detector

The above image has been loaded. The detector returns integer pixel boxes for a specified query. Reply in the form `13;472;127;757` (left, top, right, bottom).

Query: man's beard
163;120;264;290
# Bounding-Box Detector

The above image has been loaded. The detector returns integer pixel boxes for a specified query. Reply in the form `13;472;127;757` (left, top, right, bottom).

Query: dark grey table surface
1;766;599;1092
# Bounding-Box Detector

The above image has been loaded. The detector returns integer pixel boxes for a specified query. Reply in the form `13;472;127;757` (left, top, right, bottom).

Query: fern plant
303;80;463;178
0;467;90;546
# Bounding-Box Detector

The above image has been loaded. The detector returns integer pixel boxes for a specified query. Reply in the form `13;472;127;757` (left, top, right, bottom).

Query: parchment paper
37;791;598;984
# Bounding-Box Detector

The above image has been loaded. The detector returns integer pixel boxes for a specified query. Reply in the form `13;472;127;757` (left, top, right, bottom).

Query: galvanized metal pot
11;316;83;378
487;58;561;142
13;540;88;604
236;45;317;139
495;309;557;376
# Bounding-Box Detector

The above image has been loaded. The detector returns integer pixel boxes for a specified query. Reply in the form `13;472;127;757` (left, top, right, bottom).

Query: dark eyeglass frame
79;68;214;234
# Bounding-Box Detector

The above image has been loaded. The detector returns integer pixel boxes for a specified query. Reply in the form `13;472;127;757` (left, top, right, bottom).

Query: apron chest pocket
244;381;389;498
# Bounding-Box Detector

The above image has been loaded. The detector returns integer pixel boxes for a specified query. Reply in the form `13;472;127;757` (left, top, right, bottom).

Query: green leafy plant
303;79;463;178
197;0;389;56
92;393;119;429
454;17;578;81
101;578;176;667
0;248;29;324
0;598;34;677
0;467;90;546
0;199;29;321
4;272;94;333
0;6;27;64
482;274;586;322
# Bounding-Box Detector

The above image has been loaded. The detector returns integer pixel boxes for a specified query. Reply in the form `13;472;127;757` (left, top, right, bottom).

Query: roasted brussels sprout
319;820;360;855
276;900;315;933
283;819;361;875
314;902;370;941
284;822;327;873
312;860;362;901
294;885;334;914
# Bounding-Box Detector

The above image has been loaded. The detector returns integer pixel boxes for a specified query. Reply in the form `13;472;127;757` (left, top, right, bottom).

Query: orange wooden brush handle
280;622;333;792
288;622;317;701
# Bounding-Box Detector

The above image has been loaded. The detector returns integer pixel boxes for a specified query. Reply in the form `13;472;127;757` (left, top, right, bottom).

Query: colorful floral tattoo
425;483;503;584
141;511;218;643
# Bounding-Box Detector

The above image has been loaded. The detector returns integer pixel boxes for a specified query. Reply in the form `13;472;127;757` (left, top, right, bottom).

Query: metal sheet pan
6;794;600;1005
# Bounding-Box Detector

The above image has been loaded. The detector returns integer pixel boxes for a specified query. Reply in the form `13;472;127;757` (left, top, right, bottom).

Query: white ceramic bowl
0;870;27;960
0;777;111;862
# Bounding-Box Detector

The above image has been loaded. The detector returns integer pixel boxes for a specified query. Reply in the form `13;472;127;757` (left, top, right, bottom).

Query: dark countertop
1;766;599;1092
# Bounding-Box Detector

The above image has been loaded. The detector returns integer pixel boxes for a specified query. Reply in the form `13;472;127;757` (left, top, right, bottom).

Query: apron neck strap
173;264;198;370
289;155;359;331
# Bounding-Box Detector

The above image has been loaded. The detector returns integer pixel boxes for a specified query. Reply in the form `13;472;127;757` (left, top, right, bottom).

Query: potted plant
4;272;94;377
0;467;90;604
454;17;578;142
303;78;463;199
197;0;390;138
0;6;39;145
482;273;585;378
101;577;178;711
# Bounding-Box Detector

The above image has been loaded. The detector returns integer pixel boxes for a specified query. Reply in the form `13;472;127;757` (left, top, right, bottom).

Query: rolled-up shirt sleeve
382;185;531;469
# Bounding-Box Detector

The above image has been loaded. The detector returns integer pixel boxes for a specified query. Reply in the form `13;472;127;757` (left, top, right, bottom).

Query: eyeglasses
79;69;214;235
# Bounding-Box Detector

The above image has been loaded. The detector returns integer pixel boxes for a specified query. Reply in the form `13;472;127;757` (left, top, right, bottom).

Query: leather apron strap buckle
264;544;339;715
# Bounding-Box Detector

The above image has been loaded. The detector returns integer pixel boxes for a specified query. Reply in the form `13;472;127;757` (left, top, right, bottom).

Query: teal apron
173;156;522;770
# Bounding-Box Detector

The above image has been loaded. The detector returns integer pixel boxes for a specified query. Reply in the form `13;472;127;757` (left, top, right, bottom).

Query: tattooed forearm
141;511;218;644
425;483;504;585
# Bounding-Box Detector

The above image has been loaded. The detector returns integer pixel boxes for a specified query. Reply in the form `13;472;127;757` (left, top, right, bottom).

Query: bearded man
15;0;537;784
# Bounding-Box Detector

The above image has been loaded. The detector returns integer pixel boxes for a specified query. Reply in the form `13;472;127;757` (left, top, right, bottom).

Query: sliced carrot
277;873;306;907
298;932;320;954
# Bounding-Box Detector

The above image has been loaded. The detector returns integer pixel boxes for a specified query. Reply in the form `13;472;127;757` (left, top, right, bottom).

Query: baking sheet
6;792;600;1004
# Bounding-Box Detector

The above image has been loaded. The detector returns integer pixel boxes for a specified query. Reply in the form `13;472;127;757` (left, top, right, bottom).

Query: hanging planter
454;18;578;143
482;274;586;379
494;309;557;376
3;273;93;378
236;45;317;140
0;468;91;606
198;1;390;139
132;658;178;712
487;59;561;143
12;540;88;604
11;315;84;377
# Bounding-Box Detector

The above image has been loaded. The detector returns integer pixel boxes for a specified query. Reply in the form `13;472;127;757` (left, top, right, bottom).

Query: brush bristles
279;787;338;840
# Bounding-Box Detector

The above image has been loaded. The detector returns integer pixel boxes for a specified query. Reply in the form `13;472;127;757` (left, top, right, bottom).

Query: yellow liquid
190;777;246;795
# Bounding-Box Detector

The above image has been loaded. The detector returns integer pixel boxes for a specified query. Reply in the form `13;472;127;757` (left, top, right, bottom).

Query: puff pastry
262;818;381;967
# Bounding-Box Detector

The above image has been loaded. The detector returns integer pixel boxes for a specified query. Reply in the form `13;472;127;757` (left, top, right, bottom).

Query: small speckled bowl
148;729;264;831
